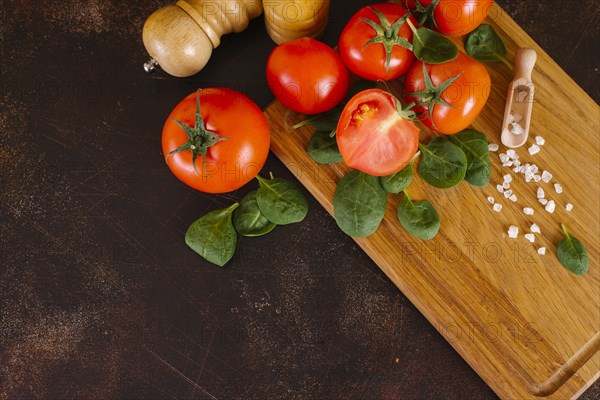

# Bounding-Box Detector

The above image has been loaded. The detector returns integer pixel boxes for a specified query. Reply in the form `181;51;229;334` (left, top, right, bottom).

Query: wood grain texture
264;3;600;399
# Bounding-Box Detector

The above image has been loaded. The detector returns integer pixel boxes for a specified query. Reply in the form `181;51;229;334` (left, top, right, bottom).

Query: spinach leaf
465;24;512;69
557;224;589;275
449;129;490;187
307;130;343;164
185;203;239;267
407;18;458;64
256;175;308;225
418;137;467;189
233;191;276;237
379;162;414;194
397;192;440;240
334;170;387;238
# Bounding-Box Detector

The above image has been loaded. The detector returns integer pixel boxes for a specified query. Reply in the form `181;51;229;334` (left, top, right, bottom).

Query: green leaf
557;224;589;275
185;203;239;267
379;163;414;194
233;191;276;237
418;137;467;189
407;19;458;64
449;129;490;187
397;193;440;240
334;170;387;238
256;175;308;225
306;130;343;164
465;24;511;69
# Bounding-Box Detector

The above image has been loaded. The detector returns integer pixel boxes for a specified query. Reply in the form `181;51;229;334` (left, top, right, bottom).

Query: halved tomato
336;89;420;176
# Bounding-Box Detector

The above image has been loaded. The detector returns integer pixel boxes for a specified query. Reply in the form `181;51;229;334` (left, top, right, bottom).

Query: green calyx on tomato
407;63;462;129
360;8;412;71
168;91;227;176
409;0;440;30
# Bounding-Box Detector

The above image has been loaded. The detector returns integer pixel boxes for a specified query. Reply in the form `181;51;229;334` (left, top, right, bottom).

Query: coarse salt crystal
502;181;511;189
533;175;542;183
538;247;546;255
541;171;552;183
503;161;514;167
503;174;513;183
493;203;503;212
487;196;495;204
528;144;541;155
566;203;574;212
545;200;556;213
523;207;534;215
506;114;515;124
508;225;519;238
504;189;513;198
537;188;545;199
535;136;545;146
497;184;504;193
531;223;541;233
511;123;525;135
509;194;518;202
506;149;517;159
525;173;534;183
539;198;548;205
524;233;535;243
554;183;563;194
488;143;499;152
513;113;523;123
499;153;509;163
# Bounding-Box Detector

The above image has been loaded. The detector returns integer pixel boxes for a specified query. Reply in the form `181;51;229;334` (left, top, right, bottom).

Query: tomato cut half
336;89;420;176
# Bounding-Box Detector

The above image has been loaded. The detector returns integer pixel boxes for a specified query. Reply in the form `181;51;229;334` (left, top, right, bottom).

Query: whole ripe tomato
339;3;416;81
404;51;491;135
266;37;350;115
405;0;494;37
162;88;270;194
336;89;420;176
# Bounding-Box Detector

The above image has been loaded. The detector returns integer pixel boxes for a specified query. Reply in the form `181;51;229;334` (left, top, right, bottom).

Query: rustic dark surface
0;0;598;399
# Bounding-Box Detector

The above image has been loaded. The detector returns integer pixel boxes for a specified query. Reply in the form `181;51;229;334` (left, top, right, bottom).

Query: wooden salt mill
143;0;263;77
263;0;330;44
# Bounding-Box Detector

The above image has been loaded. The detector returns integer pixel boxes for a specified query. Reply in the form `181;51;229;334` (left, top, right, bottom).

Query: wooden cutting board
263;3;599;399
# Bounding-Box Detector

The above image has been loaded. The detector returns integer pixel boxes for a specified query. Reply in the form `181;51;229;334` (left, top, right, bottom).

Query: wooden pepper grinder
263;0;330;44
143;0;263;77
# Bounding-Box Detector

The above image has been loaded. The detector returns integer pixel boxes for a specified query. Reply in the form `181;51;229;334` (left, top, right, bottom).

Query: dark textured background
0;0;598;399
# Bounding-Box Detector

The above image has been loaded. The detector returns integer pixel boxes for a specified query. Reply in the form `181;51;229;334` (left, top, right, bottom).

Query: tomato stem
168;90;228;176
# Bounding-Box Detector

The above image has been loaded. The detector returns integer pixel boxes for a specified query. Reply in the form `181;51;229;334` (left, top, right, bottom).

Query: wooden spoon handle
514;48;537;82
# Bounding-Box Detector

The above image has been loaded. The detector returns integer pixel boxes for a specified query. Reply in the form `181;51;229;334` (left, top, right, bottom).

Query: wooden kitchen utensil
501;48;537;148
142;0;263;77
263;0;329;44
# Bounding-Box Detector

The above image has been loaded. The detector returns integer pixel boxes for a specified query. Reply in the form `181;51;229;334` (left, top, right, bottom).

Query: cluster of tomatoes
162;0;494;192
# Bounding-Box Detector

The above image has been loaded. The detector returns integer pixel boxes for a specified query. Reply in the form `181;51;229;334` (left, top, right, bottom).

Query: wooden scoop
501;48;537;148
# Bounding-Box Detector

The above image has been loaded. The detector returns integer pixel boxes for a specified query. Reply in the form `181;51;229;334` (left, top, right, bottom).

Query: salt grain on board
509;194;518;202
497;184;504;193
508;225;519;238
545;200;556;213
493;203;503;212
524;233;535;243
535;136;545;146
539;198;548;205
488;143;499;152
538;247;546;255
528;144;541;155
554;183;563;193
531;223;541;234
537;188;545;199
487;197;495;204
541;171;552;183
504;174;512;183
566;203;574;211
523;207;534;215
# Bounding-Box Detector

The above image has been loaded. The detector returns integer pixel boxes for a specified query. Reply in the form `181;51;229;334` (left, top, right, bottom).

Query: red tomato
162;88;270;194
339;3;416;81
266;37;350;115
336;89;420;176
404;51;491;135
405;0;494;37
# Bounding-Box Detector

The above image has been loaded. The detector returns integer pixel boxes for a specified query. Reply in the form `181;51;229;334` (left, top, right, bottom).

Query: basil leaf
379;163;414;194
256;175;308;225
307;130;343;164
334;170;387;238
557;224;589;275
465;24;511;69
185;203;239;267
233;191;276;237
407;19;457;64
449;129;490;187
397;193;440;240
418;137;467;189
